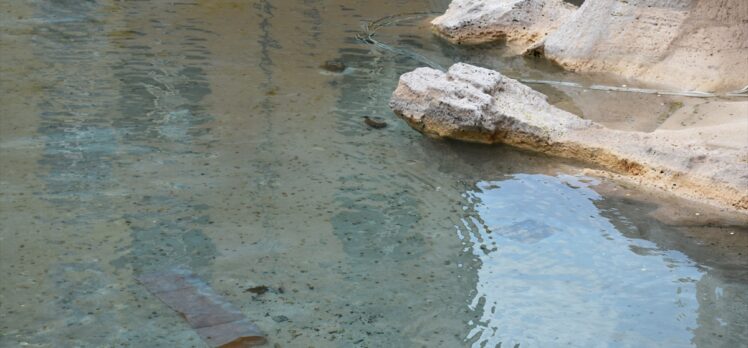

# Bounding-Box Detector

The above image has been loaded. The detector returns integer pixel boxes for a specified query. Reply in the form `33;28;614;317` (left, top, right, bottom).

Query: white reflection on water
460;174;702;347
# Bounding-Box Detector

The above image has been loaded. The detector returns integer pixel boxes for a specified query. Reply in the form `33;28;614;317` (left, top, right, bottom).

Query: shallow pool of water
1;1;746;347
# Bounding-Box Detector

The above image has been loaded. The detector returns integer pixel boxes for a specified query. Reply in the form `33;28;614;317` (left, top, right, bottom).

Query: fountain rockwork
431;0;577;53
389;63;748;213
538;0;748;92
432;0;748;92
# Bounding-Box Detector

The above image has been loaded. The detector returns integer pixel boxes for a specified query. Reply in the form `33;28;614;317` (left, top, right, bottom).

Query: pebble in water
363;116;387;129
320;59;346;73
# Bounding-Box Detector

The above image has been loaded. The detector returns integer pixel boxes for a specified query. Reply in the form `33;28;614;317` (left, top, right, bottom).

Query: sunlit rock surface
431;0;577;52
535;0;748;92
390;63;748;212
433;0;748;91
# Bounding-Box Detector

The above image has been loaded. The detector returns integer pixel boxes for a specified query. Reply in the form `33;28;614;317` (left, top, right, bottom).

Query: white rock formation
432;0;748;92
390;63;748;212
537;0;748;92
431;0;577;52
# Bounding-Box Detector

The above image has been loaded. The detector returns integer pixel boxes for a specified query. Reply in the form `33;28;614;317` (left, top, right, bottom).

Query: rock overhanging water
390;63;748;212
431;0;577;53
431;0;748;92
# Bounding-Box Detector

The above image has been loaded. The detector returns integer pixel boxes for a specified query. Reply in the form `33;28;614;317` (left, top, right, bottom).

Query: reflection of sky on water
4;0;745;345
460;174;702;347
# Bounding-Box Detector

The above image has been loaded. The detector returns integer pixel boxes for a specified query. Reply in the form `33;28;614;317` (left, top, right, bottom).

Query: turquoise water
1;1;746;347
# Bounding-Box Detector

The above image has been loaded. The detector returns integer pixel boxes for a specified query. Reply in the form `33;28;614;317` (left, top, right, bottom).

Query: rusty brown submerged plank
137;268;266;347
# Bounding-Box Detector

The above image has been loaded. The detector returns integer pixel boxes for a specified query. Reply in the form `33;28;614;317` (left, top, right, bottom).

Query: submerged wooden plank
138;268;266;347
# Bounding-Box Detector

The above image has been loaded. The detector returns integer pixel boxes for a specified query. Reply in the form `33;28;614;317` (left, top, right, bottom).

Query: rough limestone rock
390;63;748;212
431;0;577;52
537;0;748;92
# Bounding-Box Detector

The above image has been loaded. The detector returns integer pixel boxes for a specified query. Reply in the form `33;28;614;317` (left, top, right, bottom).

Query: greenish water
0;1;746;347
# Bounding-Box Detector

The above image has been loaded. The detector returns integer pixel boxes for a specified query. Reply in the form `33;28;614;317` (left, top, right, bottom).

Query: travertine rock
431;0;577;52
537;0;748;92
433;0;748;91
390;63;748;212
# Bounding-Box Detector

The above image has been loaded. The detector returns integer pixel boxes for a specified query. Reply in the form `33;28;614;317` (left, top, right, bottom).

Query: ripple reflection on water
461;175;704;347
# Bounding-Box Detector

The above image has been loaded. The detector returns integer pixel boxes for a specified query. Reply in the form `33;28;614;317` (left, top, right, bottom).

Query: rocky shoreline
432;0;748;92
390;63;748;213
390;0;747;214
430;0;576;53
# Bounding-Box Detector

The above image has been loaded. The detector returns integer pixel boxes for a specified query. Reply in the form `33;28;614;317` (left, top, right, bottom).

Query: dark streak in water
30;0;218;319
108;3;217;275
33;1;115;206
301;0;322;48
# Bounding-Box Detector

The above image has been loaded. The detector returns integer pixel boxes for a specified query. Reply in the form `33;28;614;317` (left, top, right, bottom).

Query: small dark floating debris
271;315;289;323
320;59;346;73
245;285;269;295
265;87;279;96
363;116;387;129
138;268;266;348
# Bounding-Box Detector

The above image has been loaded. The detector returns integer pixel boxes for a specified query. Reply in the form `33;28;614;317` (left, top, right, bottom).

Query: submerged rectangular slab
138;268;266;347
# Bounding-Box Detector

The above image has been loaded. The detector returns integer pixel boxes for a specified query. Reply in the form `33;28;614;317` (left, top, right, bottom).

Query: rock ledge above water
431;0;577;52
390;63;748;212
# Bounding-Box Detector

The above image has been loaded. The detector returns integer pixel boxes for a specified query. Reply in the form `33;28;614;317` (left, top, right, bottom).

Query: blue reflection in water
460;174;702;347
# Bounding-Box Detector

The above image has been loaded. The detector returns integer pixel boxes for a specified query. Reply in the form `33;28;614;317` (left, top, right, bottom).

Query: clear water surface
1;1;746;347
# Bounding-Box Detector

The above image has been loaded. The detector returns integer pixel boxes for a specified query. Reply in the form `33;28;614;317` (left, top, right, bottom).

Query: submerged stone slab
390;63;748;212
138;268;266;347
431;0;577;52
